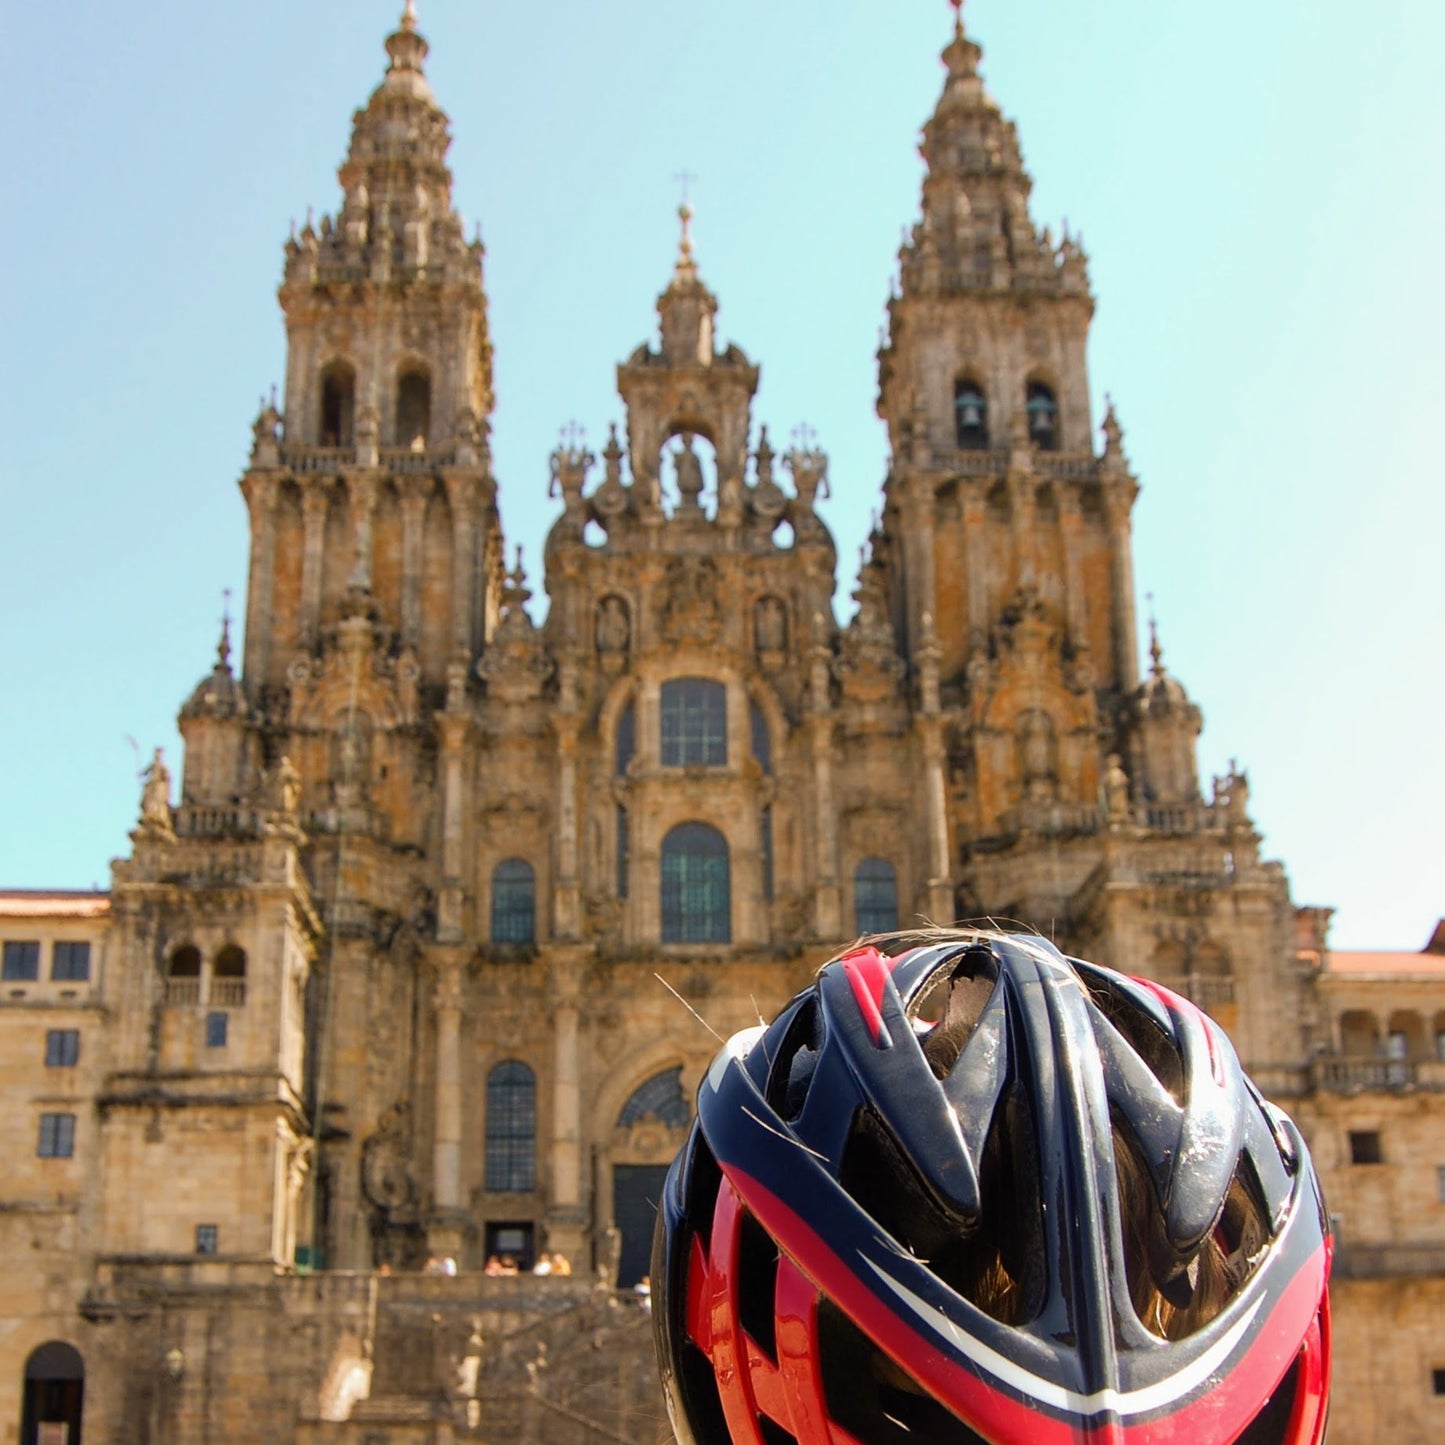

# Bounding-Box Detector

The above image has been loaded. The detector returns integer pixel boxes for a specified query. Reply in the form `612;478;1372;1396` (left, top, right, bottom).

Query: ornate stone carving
657;557;721;645
361;1099;416;1212
595;595;631;663
137;749;175;837
477;549;553;703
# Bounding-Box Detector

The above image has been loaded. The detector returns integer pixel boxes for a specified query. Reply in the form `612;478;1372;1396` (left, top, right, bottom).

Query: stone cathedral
4;7;1444;1443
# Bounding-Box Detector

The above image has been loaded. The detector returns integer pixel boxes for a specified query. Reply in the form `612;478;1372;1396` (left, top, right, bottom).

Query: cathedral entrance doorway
612;1165;669;1288
20;1342;84;1445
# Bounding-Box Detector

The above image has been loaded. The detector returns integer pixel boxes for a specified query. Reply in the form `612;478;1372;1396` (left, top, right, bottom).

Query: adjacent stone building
2;6;1441;1441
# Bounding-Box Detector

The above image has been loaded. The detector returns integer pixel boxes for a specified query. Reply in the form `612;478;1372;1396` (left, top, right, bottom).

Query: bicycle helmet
652;932;1330;1444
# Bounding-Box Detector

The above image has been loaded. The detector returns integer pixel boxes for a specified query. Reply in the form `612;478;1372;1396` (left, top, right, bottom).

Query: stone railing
1312;1056;1416;1092
378;446;444;474
164;978;201;1007
210;978;247;1008
996;801;1102;841
1333;1242;1445;1279
176;805;263;840
280;444;354;474
1185;976;1237;1011
1140;802;1220;835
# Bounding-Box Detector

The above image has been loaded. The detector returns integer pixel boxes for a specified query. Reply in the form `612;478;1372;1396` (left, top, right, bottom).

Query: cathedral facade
3;7;1444;1442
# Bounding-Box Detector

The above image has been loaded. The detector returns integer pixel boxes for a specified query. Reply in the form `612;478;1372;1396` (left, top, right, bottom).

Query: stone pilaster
241;472;279;682
299;478;333;647
398;475;431;646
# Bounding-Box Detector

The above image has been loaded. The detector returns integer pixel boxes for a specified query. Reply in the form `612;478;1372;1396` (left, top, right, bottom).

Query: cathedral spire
656;203;718;367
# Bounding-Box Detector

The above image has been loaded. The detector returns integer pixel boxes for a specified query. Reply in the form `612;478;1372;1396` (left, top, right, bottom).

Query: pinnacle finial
1146;592;1164;676
218;589;233;671
401;0;418;30
678;202;694;262
951;0;965;40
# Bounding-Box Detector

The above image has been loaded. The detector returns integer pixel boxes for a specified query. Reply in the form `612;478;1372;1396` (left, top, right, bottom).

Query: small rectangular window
38;1113;76;1158
2;940;40;981
1433;1367;1445;1396
616;806;629;900
1437;1166;1445;1204
45;1029;80;1068
1349;1130;1383;1165
51;940;92;982
761;806;774;904
195;1224;219;1255
205;1012;229;1049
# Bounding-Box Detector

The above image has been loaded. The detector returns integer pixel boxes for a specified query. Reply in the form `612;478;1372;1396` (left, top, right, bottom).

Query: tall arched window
661;679;727;767
395;367;431;450
1026;381;1060;451
491;859;536;945
661;823;731;944
954;378;989;450
484;1060;536;1192
213;944;247;1007
320;361;356;447
854;859;899;935
166;944;201;1006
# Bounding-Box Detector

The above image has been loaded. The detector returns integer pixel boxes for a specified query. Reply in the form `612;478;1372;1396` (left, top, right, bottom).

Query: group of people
482;1251;572;1277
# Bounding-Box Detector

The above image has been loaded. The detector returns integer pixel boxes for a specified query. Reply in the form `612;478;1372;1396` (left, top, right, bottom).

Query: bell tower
877;1;1143;845
240;1;500;694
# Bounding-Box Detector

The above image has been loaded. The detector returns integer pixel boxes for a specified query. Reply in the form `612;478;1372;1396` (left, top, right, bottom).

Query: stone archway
21;1341;84;1445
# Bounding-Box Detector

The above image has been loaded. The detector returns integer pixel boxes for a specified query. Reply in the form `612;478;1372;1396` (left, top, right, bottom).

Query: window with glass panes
661;823;730;944
2;940;40;981
854;859;899;935
485;1061;536;1192
51;941;91;981
490;860;536;944
661;679;727;767
38;1113;75;1158
45;1030;80;1067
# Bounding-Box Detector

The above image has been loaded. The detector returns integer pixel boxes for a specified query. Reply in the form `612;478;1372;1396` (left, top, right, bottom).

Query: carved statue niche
669;431;708;515
658;557;722;645
595;594;631;673
1015;709;1058;803
332;708;374;810
753;596;788;662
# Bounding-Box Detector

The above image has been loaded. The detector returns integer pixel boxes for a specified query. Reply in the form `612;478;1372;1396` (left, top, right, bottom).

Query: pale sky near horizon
0;1;1439;950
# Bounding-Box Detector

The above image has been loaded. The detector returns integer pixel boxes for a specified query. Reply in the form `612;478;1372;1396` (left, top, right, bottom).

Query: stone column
436;714;470;943
398;476;431;647
241;473;280;681
546;955;587;1262
898;484;936;662
553;723;581;941
1058;489;1088;652
299;478;333;647
916;617;953;923
1008;458;1037;590
961;482;990;654
809;624;841;938
444;473;478;660
428;956;471;1258
1104;485;1141;693
346;471;380;593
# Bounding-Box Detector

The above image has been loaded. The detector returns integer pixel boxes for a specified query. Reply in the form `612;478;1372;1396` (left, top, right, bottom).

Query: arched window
761;805;774;904
320;361;356;447
617;1068;691;1129
661;823;731;944
22;1342;84;1445
661;679;727;767
395;367;431;451
491;860;536;945
484;1060;536;1193
954;379;989;450
615;702;636;777
749;698;772;776
1026;381;1060;451
166;944;201;1005
616;806;630;899
854;859;899;936
212;944;247;1007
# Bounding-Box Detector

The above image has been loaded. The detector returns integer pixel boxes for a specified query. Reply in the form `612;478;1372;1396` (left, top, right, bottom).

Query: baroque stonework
2;8;1441;1445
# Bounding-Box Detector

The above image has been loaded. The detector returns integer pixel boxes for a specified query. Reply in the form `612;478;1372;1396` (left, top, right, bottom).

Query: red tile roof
0;890;111;920
1323;950;1445;979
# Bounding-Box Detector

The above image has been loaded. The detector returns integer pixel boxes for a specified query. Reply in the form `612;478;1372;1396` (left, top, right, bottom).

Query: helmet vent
684;1131;724;1256
915;949;999;1079
1085;970;1184;1103
817;1299;991;1444
1235;1353;1301;1444
736;1209;780;1365
764;996;823;1122
757;1416;798;1445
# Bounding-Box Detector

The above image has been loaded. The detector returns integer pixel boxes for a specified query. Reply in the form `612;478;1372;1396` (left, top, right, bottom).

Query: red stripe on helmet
841;947;894;1047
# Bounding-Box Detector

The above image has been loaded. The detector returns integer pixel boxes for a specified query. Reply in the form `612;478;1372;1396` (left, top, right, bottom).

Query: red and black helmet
652;932;1330;1444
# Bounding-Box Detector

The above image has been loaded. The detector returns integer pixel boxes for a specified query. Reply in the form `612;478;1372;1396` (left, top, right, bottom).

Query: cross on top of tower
950;0;965;38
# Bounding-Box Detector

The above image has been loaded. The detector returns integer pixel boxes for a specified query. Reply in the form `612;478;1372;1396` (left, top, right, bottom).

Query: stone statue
273;755;302;819
1104;753;1130;823
754;596;787;654
139;749;173;831
672;432;705;509
595;596;630;656
1017;710;1057;802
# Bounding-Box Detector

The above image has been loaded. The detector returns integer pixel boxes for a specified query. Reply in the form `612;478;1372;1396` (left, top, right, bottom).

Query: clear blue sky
0;1;1439;949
